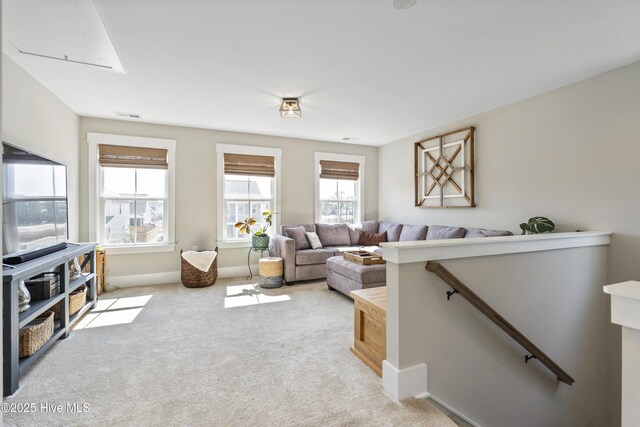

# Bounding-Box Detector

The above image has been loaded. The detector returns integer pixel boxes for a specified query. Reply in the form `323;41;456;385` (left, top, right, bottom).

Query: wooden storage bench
350;287;386;376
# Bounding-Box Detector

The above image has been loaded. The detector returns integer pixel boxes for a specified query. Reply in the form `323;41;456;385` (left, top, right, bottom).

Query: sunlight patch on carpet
74;295;152;329
224;284;291;308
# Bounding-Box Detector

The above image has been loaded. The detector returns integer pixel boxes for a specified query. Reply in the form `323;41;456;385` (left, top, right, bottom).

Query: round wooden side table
259;257;284;288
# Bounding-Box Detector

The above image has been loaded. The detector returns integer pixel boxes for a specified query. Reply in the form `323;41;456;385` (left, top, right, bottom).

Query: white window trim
216;143;282;249
314;152;365;224
87;133;176;253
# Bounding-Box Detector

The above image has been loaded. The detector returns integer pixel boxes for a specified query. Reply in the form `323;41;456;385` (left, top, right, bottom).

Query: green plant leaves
520;216;555;235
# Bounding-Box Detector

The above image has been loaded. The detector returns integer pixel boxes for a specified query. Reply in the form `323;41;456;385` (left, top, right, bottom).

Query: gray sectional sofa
269;220;512;285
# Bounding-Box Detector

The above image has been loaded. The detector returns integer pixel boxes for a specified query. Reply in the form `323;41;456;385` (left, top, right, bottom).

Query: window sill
103;243;177;255
216;240;252;249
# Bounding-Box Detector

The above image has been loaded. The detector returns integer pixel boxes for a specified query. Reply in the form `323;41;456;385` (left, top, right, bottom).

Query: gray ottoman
326;256;386;298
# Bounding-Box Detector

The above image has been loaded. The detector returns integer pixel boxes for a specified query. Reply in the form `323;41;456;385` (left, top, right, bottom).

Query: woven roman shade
98;144;168;169
319;160;359;180
224;153;275;177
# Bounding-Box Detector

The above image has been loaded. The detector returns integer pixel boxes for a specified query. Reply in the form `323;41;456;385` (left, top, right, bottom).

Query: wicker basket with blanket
181;247;218;288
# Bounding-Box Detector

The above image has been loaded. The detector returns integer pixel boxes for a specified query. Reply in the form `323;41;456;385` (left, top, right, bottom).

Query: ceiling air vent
115;111;141;119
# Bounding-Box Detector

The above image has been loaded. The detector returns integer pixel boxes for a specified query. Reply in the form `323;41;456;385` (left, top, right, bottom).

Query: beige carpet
4;278;456;427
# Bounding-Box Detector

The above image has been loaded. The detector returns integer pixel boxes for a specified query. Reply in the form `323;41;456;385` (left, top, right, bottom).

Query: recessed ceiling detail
3;0;124;73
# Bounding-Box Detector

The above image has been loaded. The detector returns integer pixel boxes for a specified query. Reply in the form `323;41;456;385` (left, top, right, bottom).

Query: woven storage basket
51;285;87;320
19;311;54;358
181;247;218;288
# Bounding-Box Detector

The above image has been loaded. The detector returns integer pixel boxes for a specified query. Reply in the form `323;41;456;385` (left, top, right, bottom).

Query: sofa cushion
326;256;386;284
295;249;334;266
284;226;311;250
347;220;380;245
426;225;466;240
359;231;388;245
316;223;351;247
399;224;428;241
465;228;513;238
378;221;403;242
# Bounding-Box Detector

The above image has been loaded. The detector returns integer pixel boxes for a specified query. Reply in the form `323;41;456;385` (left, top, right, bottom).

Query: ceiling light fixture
393;0;417;9
279;98;301;118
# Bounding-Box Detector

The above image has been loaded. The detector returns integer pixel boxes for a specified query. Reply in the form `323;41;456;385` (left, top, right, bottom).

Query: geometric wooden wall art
414;126;475;208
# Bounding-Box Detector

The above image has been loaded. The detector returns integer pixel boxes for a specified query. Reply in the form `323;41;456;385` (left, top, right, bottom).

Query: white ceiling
3;0;640;146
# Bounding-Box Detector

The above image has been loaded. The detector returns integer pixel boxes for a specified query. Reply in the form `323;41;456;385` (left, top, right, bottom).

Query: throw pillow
284;226;311;250
359;231;388;245
305;232;323;249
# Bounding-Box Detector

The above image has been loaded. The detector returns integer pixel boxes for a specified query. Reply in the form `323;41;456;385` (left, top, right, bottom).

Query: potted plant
234;209;277;250
520;216;555;235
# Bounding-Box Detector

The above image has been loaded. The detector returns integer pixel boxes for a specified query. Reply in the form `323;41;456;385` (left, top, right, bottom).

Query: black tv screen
2;143;69;260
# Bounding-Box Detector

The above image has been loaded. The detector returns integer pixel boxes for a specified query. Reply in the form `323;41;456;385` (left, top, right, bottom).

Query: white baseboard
382;361;428;401
217;265;258;279
427;394;481;427
106;265;259;290
107;271;181;289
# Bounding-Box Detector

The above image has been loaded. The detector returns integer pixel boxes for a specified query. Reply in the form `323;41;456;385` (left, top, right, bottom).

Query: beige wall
2;54;80;241
378;61;640;285
379;61;640;427
387;245;611;426
78;117;378;278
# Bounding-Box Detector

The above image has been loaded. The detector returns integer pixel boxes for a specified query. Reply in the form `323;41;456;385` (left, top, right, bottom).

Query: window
217;145;281;246
315;153;365;224
101;167;167;245
223;175;273;241
319;178;357;224
87;134;176;254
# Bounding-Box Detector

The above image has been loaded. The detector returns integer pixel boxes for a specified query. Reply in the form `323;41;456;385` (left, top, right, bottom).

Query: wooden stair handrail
425;261;575;386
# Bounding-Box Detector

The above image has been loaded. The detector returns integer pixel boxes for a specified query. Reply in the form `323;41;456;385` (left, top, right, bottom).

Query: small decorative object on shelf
69;257;82;280
17;280;30;313
520;216;555;235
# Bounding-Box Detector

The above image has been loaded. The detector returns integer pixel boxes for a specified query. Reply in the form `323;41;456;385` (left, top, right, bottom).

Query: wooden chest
350;287;387;376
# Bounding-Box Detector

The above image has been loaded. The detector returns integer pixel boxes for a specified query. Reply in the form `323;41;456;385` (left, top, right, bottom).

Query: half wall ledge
380;231;612;427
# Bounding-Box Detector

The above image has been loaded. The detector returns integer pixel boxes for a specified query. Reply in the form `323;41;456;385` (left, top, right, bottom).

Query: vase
69;257;82;280
252;235;270;251
18;280;31;313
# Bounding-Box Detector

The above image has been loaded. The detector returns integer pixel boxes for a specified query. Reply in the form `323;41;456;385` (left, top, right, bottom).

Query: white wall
378;60;640;427
2;54;80;241
78;117;378;279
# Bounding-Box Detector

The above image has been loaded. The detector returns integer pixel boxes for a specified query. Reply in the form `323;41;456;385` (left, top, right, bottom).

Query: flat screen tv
2;143;69;264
